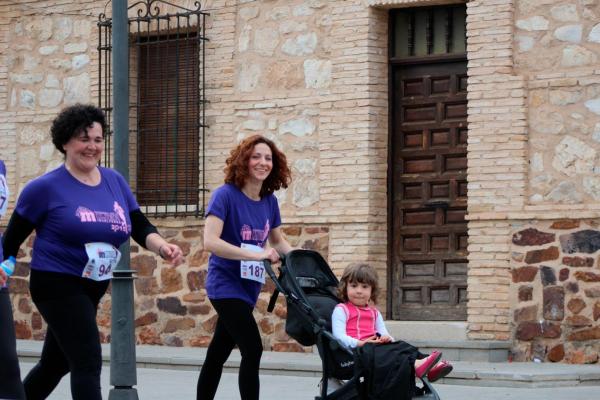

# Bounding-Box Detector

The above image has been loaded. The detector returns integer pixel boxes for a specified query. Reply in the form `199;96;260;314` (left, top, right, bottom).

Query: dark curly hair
338;263;380;305
51;104;107;154
224;135;291;198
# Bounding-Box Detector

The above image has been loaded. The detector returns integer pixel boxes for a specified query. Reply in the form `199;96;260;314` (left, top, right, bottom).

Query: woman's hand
159;243;185;266
258;247;281;265
0;269;7;286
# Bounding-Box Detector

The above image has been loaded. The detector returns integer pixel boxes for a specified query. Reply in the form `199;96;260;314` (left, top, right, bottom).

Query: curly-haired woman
2;104;184;400
197;135;293;400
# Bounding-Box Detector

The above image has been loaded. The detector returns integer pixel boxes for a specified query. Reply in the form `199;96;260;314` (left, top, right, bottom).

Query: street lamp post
108;0;138;399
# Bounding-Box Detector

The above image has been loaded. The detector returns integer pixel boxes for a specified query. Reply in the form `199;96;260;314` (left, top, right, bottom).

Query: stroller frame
265;249;441;400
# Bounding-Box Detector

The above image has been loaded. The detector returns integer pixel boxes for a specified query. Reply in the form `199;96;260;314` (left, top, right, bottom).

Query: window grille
391;5;466;59
97;0;208;217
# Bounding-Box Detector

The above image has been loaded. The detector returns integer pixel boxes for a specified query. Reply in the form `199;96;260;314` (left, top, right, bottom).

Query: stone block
540;266;556;286
512;228;555;246
15;320;32;340
518;286;533;301
511;266;538;282
163;317;196;333
543;286;565;321
567;298;586;314
562;256;594;267
157;297;187;316
559;268;569;281
560;230;600;254
567;326;600;341
584;287;600;297
132;254;158;277
566;315;592;327
565;281;579;293
514;305;537;322
161;268;183;293
574;271;600;282
137;327;161;345
547;344;565;362
135;312;158;327
551;220;580;229
524;246;559;264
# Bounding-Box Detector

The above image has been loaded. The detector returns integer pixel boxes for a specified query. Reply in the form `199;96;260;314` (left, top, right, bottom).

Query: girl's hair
51;104;107;154
338;263;380;304
224;135;291;198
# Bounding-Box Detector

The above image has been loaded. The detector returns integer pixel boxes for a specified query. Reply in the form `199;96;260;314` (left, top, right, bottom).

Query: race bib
240;243;265;284
0;173;9;217
82;242;121;281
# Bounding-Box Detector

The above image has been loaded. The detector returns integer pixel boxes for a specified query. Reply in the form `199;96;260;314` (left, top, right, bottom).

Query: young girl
332;263;453;382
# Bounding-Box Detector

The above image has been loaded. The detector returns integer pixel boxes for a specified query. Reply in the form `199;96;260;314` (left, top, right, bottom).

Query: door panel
391;60;468;321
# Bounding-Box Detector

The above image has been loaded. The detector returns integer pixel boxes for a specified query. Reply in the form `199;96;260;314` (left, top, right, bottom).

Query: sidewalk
18;361;600;400
17;340;600;388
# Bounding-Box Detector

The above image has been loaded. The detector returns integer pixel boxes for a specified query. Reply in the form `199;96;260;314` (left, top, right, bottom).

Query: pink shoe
414;351;442;378
427;359;453;382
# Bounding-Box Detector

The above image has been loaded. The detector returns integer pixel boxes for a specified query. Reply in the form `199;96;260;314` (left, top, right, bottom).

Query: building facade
1;0;599;363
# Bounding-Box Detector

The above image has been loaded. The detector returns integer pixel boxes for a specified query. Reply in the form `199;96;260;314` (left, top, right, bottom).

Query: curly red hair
224;135;291;197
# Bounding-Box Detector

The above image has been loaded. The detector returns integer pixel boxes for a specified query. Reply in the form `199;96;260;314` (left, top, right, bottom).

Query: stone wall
511;221;600;363
9;223;329;351
514;1;600;205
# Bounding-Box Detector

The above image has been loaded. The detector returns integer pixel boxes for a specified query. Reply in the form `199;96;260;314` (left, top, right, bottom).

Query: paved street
20;362;600;400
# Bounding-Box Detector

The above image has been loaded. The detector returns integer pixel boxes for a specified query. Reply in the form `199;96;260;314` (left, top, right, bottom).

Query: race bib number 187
240;243;265;284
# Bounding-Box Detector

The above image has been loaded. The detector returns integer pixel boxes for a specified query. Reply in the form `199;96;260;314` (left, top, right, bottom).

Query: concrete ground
20;362;600;400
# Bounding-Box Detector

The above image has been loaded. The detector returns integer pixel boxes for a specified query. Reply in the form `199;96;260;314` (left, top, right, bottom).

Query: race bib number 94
240;243;265;284
82;242;121;281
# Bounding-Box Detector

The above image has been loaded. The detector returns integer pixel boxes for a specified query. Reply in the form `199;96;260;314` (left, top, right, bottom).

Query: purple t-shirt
0;160;7;262
205;183;281;306
15;165;139;277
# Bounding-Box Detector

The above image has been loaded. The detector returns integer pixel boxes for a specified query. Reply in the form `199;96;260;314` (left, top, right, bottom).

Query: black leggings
24;270;109;400
197;298;263;400
0;288;25;399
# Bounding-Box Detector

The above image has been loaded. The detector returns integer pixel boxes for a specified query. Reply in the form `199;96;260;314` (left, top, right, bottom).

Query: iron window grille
98;0;208;218
390;5;467;59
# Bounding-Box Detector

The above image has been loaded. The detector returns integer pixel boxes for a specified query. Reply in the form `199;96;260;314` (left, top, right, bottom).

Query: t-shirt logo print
240;220;270;247
74;201;130;234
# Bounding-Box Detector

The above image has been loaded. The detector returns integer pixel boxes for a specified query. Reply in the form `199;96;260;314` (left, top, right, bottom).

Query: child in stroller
265;249;447;400
333;263;453;380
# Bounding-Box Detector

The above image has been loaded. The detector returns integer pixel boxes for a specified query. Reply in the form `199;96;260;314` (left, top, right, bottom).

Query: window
98;1;208;217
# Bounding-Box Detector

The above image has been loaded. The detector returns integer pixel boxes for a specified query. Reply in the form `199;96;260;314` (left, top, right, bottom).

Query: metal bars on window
391;5;466;59
98;0;208;218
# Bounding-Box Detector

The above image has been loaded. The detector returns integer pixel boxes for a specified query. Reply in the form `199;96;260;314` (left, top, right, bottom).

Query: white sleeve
375;311;393;340
331;306;359;348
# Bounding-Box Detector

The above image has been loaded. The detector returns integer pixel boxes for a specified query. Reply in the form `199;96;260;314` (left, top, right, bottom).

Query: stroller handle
263;259;287;295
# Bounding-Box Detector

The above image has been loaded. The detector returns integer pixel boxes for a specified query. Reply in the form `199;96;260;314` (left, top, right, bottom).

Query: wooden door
390;60;468;321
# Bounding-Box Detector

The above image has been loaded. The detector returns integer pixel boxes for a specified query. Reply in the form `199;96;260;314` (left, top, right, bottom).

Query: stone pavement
17;340;600;399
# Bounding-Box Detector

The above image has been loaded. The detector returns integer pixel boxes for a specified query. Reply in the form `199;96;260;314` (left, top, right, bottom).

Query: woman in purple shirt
2;104;185;400
197;135;293;400
0;160;26;400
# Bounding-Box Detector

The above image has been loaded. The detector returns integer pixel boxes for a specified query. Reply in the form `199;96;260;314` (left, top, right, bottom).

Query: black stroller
265;249;441;400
